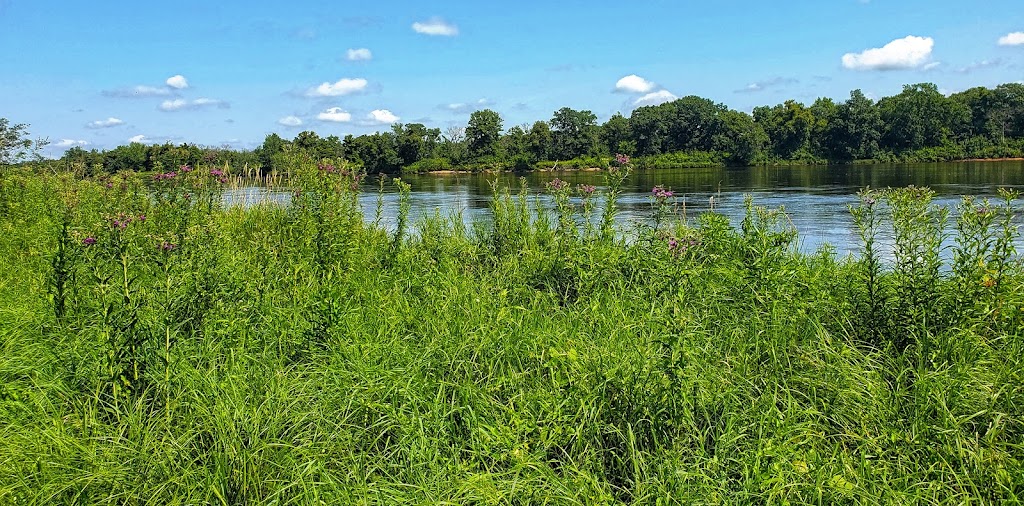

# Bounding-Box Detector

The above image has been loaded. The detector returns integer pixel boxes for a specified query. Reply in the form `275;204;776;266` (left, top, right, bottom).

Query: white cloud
956;59;1003;73
346;48;373;61
412;17;458;36
55;139;89;147
841;35;934;70
87;117;124;129
165;74;189;89
367;109;400;124
923;61;942;71
307;77;368;97
615;74;656;94
634;90;678;107
278;115;303;127
442;98;493;114
734;77;799;93
998;32;1024;46
128;134;151;144
317;107;352;122
159;98;228;111
103;85;172;98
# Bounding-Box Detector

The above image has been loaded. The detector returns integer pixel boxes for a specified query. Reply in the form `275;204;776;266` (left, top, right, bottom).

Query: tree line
41;82;1024;175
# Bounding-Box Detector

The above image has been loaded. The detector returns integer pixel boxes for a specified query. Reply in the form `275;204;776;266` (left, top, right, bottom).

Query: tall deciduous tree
466;109;503;159
550;107;598;160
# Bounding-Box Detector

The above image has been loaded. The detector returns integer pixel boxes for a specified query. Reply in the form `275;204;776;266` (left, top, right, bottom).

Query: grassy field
1;159;1022;504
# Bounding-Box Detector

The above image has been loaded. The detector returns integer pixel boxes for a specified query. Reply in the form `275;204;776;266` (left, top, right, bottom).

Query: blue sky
1;0;1022;157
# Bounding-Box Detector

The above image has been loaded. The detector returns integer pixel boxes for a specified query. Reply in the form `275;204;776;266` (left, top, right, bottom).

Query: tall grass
0;156;1022;504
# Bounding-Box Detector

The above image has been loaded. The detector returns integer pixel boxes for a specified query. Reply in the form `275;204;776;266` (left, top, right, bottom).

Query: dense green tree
526;121;553;161
754;100;814;160
466;109;503;159
714;110;763;165
629;105;669;156
104;142;149;173
256;133;289;173
550;107;599;160
878;83;970;151
600;113;633;155
349;132;401;174
664;96;729;153
393;123;441;166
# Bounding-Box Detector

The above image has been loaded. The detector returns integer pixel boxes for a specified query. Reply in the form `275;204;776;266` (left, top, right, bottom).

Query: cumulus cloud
634;90;678;107
346;48;373;61
317;107;352;122
87;117;124;129
367;109;400;124
278;116;303;127
165;74;189;89
615;75;656;94
306;77;369;97
999;32;1024;46
55;139;89;147
841;36;934;70
128;134;151;144
412;17;458;36
159;98;228;111
102;85;173;98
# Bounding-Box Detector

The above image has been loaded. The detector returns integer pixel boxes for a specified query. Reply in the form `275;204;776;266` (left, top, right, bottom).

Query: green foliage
31;81;1024;178
1;170;1024;503
466;109;504;159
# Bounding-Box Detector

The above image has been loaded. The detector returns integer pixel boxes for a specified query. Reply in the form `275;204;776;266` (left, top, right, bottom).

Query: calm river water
224;161;1024;257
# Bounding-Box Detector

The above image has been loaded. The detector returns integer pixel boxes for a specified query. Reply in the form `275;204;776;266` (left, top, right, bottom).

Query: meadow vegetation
1;155;1023;504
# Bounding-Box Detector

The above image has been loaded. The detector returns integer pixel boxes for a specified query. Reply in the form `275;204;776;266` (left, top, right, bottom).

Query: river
223;161;1024;258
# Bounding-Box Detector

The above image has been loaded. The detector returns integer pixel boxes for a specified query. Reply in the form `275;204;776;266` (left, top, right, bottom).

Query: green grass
1;159;1022;504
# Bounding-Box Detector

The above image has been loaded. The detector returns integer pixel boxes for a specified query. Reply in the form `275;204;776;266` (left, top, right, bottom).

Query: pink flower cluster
577;184;597;196
652;185;674;199
110;212;145;230
546;178;569;192
153;171;178;181
668;237;699;256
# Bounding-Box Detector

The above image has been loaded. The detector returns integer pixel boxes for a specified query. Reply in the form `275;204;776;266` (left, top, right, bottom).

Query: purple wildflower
614;153;630;166
82;237;97;246
577;184;597;196
180;164;193;172
160;242;177;252
652;185;674;199
546;178;569;192
210;169;225;177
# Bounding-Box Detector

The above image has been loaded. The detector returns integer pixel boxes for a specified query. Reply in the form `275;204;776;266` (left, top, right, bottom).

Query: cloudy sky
1;0;1021;156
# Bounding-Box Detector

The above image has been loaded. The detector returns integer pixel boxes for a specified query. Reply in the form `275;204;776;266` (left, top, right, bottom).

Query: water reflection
223;161;1024;257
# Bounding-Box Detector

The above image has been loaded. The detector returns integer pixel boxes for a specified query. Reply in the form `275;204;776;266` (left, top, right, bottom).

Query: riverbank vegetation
30;81;1024;176
1;156;1023;503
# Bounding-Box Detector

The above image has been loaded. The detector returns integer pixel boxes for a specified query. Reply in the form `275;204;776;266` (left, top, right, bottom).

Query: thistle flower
546;178;568;191
652;185;674;199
